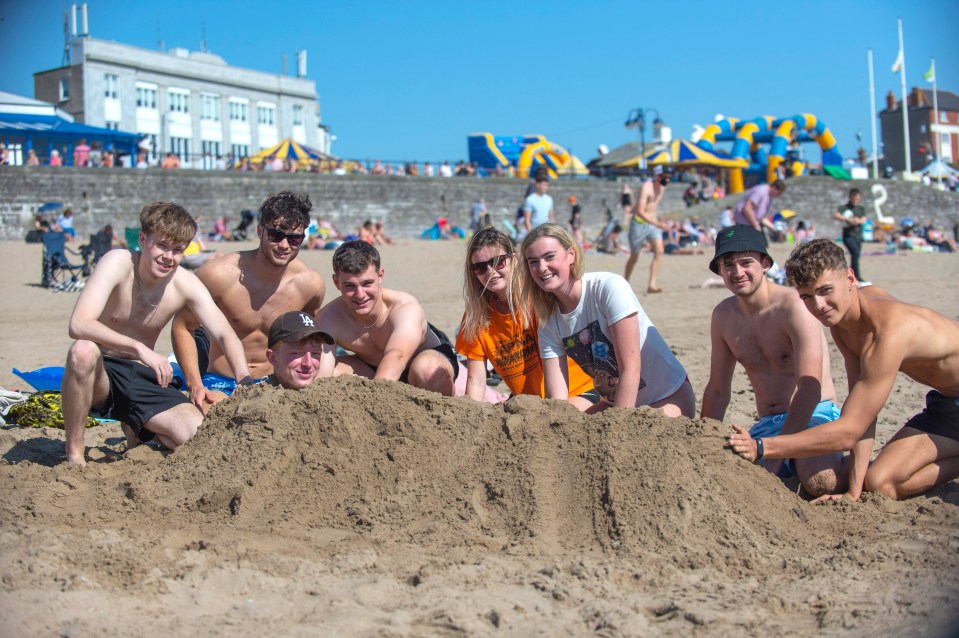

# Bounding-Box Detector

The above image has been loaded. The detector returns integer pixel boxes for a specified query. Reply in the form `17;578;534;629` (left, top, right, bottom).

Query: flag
891;49;903;73
924;60;936;83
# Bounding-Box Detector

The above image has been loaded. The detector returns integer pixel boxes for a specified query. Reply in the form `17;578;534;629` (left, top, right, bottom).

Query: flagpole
868;49;879;179
897;18;911;174
931;59;942;189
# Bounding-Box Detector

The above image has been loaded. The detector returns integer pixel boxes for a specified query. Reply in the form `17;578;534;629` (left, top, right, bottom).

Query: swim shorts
749;399;841;477
193;326;211;375
903;390;959;442
629;218;663;252
90;356;192;442
398;342;460;383
574;389;602;405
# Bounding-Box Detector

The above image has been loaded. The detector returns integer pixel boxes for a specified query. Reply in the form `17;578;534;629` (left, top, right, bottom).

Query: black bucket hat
709;224;771;274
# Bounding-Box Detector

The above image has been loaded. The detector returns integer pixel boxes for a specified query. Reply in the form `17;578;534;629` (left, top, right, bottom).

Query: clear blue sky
1;1;956;164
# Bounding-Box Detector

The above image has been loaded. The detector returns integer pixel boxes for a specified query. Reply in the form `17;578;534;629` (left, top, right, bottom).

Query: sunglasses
262;225;305;247
470;252;512;276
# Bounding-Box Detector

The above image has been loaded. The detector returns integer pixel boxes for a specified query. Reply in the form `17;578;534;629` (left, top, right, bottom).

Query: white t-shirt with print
538;271;686;406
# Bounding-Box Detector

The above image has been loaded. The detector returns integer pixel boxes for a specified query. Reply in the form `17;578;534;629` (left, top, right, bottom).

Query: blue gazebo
0;91;141;165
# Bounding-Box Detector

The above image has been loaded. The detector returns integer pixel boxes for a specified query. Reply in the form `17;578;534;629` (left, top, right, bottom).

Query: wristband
754;437;764;461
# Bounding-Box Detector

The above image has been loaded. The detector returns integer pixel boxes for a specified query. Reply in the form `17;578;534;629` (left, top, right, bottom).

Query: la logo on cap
299;313;315;327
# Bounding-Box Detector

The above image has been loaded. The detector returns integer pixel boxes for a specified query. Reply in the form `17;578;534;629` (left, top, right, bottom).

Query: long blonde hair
519;223;584;325
460;228;521;342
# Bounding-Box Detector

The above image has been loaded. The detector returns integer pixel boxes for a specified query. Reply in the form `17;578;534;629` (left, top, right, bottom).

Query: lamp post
625;107;660;173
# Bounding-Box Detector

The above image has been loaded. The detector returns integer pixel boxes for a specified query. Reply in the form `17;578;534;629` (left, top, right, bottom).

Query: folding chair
80;230;114;269
125;227;142;252
41;231;89;291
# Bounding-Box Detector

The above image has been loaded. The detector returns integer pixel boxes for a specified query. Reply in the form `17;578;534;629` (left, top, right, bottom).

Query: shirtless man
624;165;671;293
701;226;844;496
61;202;251;465
729;238;959;501
314;240;457;395
264;311;335;390
172;191;325;413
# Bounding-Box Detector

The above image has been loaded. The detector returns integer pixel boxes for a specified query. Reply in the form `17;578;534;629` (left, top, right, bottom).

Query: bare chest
725;327;794;372
215;279;313;337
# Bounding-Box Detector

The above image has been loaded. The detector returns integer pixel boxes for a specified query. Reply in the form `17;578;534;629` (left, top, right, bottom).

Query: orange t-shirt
455;308;593;398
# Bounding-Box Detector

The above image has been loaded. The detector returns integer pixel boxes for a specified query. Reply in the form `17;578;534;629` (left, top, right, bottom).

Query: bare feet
120;422;143;451
63;450;87;466
647;286;664;294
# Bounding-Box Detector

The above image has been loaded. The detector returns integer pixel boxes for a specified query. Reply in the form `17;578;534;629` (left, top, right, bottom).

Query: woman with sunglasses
520;223;694;417
455;228;597;409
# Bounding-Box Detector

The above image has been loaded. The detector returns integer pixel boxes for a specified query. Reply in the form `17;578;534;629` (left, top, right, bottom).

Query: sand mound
3;377;959;635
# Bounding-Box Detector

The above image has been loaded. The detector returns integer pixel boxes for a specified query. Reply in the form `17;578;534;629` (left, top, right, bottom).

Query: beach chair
125;227;141;252
233;210;256;241
41;231;89;291
80;230;114;268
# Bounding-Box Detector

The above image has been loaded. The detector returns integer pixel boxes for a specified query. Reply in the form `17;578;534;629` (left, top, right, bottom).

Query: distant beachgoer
61;202;252;465
730;238;959;502
568;195;584;246
832;188;869;284
471;198;488;232
733;179;785;239
455;228;597;408
520;223;694;416
620;183;633;215
26;149;40;166
314;240;457;395
624;165;671;293
73;139;90;167
702;225;845;496
50;149;63;167
373;221;393;245
56;208;76;240
523;175;553;234
439;161;453;177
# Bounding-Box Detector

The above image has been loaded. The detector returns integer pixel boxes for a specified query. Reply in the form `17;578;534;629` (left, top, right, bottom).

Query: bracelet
754;437;765;461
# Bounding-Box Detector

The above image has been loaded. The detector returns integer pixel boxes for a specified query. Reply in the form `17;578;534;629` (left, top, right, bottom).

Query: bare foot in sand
647;286;664;294
63;450;87;466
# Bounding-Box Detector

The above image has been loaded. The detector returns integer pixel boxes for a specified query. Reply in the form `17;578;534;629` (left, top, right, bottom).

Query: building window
229;100;248;122
201;94;220;121
200;140;221;169
293;105;303;126
58;78;70;102
169;90;190;114
105;121;120;131
136;85;157;109
941;112;949;124
170;136;191;162
104;74;118;99
257;104;276;126
231;143;250;160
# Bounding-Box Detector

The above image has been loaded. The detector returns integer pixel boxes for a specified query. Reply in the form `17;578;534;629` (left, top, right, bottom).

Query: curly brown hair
139;202;197;245
259;190;312;230
785;238;848;289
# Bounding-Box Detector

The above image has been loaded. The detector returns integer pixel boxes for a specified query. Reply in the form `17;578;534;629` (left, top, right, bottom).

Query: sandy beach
1;237;958;637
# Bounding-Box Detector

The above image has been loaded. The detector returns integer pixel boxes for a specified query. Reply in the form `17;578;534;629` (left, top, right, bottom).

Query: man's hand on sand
727;424;758;462
190;385;217;415
812;491;861;505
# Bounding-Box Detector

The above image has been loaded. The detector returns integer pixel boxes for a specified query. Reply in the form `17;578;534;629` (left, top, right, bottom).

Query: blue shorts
749;400;840;477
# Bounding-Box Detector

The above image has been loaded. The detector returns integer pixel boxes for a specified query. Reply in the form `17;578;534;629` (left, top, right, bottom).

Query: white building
35;28;330;168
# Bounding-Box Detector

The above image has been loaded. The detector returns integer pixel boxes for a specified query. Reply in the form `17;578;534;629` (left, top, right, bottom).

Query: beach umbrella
645;139;748;168
772;210;796;223
919;159;959;178
556;154;590;177
246;138;334;167
38;202;64;212
611;146;661;169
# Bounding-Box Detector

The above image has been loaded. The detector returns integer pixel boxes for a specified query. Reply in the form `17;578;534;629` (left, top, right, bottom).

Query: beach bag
6;391;98;429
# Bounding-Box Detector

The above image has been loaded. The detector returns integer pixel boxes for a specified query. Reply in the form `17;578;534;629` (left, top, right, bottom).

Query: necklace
360;306;383;329
133;257;162;309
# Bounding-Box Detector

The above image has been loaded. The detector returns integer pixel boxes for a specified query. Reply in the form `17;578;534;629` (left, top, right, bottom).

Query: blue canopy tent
0;113;142;165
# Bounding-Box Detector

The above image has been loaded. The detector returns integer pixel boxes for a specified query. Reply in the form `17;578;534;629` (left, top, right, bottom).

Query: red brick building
879;87;959;171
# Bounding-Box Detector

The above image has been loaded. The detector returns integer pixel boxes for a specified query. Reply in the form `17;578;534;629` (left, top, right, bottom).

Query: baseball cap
652;165;664;175
709;225;771;274
268;312;334;348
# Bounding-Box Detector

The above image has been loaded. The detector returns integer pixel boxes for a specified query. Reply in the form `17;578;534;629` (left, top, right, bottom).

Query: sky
1;0;957;165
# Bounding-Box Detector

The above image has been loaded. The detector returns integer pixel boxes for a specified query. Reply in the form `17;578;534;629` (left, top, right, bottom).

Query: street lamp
625;107;660;172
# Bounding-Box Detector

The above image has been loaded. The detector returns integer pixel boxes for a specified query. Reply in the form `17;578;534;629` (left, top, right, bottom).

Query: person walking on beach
61;202;252;465
455;227;598;409
624;165;671;294
520;223;694;416
172;191;326;413
313;240;457;396
701;226;845;496
728;238;959;501
523;175;554;234
733;179;785;240
832;188;870;285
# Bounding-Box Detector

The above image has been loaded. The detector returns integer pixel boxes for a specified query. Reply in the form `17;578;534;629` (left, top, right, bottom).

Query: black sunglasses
262;225;305;247
470;252;512;276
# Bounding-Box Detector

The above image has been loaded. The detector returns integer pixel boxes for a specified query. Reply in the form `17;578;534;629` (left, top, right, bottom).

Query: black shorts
574;389;602;405
397;342;460;384
193;326;211;374
904;390;959;442
90;356;192;442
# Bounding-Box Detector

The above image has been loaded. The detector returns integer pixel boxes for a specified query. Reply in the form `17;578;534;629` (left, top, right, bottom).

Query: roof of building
882;88;959;113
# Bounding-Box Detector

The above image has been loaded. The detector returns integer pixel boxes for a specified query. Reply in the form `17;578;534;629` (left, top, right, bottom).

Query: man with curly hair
728;238;959;501
172;191;326;413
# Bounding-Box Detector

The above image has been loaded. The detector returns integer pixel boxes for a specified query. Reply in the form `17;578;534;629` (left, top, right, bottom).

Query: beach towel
6;391;99;429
